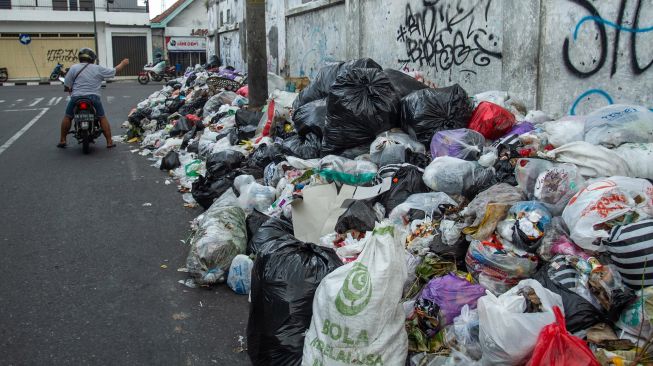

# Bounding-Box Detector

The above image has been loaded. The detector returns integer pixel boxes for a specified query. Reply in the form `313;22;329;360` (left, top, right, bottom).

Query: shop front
165;36;206;71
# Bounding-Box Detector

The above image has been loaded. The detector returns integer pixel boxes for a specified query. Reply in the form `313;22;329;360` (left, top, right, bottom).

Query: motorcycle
137;61;176;84
0;67;8;83
70;98;102;154
50;63;67;81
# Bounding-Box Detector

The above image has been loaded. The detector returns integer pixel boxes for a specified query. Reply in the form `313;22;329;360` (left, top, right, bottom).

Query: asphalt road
0;82;250;366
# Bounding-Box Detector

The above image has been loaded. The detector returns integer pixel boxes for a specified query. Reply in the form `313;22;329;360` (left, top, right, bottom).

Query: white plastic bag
541;141;631;177
389;192;458;225
234;175;276;214
370;130;425;166
302;222;408;366
477;279;564;366
614;143;653;179
540;115;586;147
422;156;481;195
226;254;253;295
533;163;586;215
562;176;653;251
584;104;653;147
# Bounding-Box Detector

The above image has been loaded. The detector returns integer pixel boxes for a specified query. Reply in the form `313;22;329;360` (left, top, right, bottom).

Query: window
52;0;68;10
219;10;223;26
69;0;77;10
0;0;10;9
79;0;93;10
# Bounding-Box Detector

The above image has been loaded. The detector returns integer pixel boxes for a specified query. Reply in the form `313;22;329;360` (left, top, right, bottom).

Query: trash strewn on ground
123;59;653;366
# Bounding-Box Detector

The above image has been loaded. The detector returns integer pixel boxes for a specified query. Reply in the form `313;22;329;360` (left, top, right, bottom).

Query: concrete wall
168;0;207;29
214;0;246;72
257;0;653;117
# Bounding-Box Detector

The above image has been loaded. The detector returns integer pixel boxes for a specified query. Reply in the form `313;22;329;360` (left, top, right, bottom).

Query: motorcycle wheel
152;73;163;82
49;74;58;81
81;130;91;154
137;74;149;85
0;72;7;83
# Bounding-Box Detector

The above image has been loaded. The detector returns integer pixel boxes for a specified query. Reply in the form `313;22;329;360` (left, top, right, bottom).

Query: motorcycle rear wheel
0;72;7;83
49;74;58;81
137;74;150;85
151;73;163;82
81;130;91;154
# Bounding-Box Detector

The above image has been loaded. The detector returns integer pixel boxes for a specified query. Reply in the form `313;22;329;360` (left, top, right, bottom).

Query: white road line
3;108;45;112
0;100;4;103
16;99;24;103
54;96;62;105
47;97;57;106
28;97;44;107
0;108;49;156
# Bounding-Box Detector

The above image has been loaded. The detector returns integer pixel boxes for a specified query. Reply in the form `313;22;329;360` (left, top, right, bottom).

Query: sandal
106;143;117;149
57;143;67;148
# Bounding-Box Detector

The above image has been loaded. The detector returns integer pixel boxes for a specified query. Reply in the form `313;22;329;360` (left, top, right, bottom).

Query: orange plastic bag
527;306;600;366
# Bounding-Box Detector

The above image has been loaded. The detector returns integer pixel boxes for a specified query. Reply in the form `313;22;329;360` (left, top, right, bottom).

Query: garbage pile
123;59;653;366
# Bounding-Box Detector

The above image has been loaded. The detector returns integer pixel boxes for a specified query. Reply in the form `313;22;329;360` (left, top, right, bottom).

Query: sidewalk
0;76;137;87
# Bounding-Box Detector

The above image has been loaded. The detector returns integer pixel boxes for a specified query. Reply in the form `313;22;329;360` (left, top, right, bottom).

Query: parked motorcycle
70;98;102;154
50;63;67;81
0;67;8;83
137;61;176;84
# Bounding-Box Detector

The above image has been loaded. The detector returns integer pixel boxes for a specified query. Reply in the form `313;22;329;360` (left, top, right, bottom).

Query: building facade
150;0;207;72
0;0;152;80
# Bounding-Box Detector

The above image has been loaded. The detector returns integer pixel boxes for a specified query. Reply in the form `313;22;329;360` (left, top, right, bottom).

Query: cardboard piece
291;178;392;243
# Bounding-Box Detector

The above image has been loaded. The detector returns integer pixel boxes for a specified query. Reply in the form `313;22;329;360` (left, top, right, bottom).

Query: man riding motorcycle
57;48;129;148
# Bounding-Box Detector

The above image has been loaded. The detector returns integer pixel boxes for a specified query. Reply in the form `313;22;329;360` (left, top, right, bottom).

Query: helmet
78;48;97;63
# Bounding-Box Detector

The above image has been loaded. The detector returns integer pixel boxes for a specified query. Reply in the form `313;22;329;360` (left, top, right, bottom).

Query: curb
0;80;117;87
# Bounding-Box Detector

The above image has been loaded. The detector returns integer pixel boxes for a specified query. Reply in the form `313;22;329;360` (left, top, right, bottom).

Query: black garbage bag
511;219;544;253
169;116;191;137
235;109;263;140
160;150;181;171
248;237;341;366
384;68;428;99
335;200;376;234
248;143;285;170
185;72;197;87
430;236;470;269
406;149;432;169
180;124;198;149
400;84;473;146
191;175;235;210
292;98;327;138
292;58;383;110
245;210;271;255
533;267;606;333
165;98;184;114
494;158;517;185
322;68;400;154
249;216;294;255
462;167;497;199
381;165;429;214
206;150;246;179
186;139;199;154
281;133;321;159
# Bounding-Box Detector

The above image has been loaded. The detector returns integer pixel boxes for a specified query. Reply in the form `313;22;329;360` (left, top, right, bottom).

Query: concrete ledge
0;80;120;86
286;0;345;18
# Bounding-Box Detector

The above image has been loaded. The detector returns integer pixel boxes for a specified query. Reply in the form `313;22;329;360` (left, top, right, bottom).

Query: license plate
81;121;90;129
75;114;93;122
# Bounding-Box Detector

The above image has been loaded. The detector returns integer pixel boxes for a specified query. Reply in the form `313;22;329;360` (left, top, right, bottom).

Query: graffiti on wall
563;0;652;114
396;0;502;76
563;0;652;78
46;49;78;63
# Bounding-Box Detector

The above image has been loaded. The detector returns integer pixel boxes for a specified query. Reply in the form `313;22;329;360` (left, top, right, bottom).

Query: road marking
28;97;44;107
3;108;46;112
47;96;63;106
0;100;4;103
0;108;49;156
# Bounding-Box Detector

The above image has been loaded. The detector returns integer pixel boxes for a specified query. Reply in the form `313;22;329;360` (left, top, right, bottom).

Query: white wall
167;0;207;29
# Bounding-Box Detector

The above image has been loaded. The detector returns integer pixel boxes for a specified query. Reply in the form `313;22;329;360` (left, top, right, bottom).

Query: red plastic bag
468;101;516;140
237;85;249;98
527;306;600;366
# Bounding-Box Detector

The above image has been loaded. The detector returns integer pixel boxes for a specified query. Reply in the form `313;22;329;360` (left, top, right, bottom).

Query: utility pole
93;0;99;64
245;0;268;109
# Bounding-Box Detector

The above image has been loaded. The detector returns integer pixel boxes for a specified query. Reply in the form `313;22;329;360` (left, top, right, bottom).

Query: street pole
93;0;99;64
245;0;268;109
